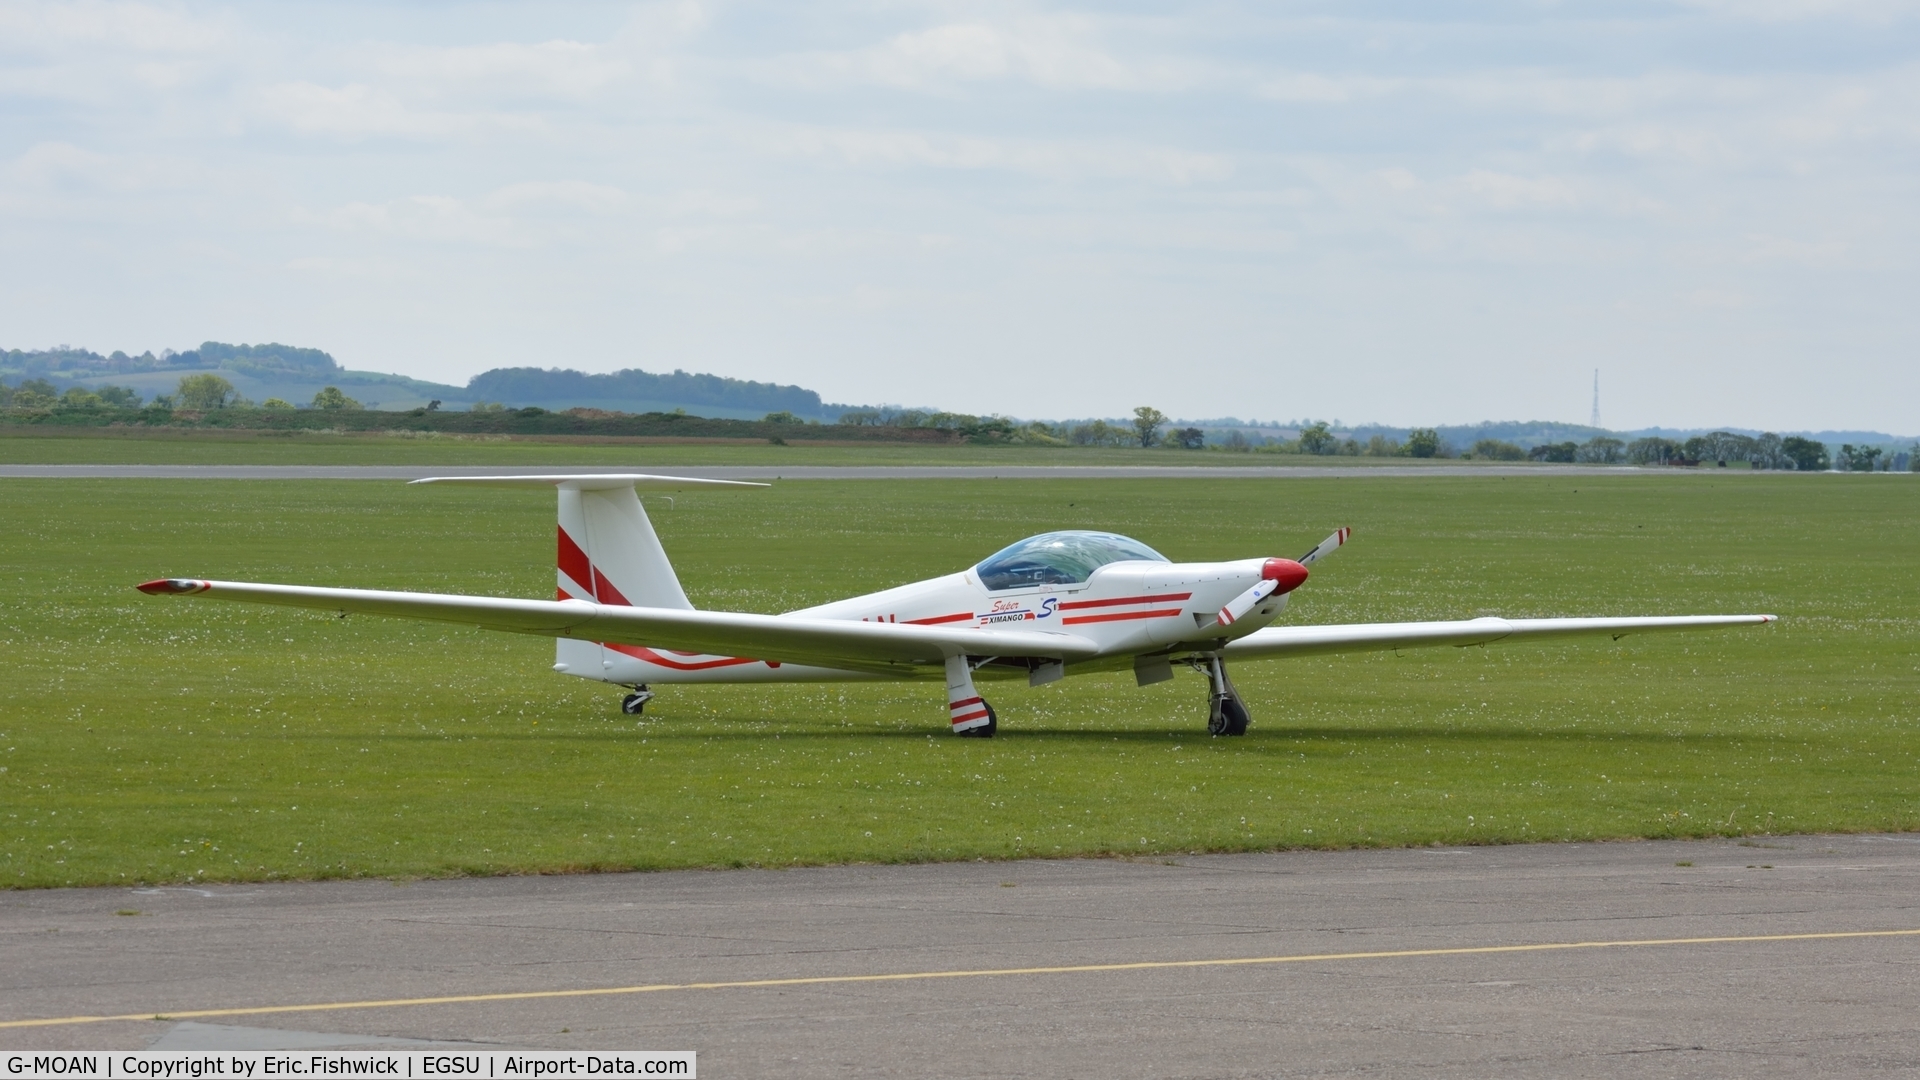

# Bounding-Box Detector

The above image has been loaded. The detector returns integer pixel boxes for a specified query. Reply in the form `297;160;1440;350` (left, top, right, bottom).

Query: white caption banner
4;1054;693;1080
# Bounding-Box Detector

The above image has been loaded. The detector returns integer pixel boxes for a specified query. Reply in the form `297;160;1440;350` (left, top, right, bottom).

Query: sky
2;1;1917;430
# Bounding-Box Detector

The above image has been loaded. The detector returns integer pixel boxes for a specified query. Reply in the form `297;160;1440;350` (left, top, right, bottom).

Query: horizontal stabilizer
409;474;767;491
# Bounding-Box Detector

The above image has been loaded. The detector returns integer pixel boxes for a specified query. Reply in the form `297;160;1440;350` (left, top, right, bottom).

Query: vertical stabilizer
408;473;768;681
557;483;692;610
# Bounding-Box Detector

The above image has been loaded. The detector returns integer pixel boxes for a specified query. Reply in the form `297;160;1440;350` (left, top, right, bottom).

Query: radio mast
1590;369;1601;429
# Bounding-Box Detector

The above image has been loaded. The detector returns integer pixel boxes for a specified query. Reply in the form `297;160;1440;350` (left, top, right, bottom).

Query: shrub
311;386;362;410
1470;439;1526;461
1576;437;1625;464
177;374;238;410
1404;428;1442;458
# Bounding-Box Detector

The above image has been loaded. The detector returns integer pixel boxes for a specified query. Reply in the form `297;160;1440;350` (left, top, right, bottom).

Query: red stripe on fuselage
907;611;973;625
601;642;764;670
1055;592;1192;611
1061;609;1186;625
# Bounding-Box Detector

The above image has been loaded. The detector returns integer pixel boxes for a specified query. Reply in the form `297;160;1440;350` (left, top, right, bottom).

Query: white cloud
358;40;637;102
252;81;540;139
1743;232;1852;266
1683;288;1751;308
776;126;1230;183
314;181;634;247
1457;170;1582;210
11;142;119;187
1673;0;1920;22
1254;72;1394;104
0;0;231;54
857;19;1129;89
788;14;1199;93
2;2;1917;429
0;0;237;104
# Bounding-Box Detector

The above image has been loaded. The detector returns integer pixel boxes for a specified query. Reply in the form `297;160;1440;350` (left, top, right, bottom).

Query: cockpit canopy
973;530;1170;592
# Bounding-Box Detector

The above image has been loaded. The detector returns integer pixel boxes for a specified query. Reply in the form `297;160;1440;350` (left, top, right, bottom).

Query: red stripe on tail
593;569;631;607
557;528;592;595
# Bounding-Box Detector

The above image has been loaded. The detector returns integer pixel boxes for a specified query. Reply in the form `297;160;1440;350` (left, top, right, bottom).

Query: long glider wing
1221;614;1774;661
134;578;1099;671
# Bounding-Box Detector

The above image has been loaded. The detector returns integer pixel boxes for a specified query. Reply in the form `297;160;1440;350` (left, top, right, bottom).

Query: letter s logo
1040;598;1058;618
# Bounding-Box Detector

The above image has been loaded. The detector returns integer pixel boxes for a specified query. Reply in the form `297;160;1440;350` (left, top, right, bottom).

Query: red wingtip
1260;558;1311;594
136;578;209;595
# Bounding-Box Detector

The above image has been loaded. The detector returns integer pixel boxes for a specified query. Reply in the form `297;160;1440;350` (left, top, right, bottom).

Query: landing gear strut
1205;657;1250;737
621;686;655;715
946;654;996;737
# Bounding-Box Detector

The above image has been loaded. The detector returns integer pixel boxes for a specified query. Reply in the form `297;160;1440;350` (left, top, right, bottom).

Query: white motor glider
138;474;1775;737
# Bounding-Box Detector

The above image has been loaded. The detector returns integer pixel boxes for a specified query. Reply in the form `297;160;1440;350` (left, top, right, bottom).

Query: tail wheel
621;688;654;715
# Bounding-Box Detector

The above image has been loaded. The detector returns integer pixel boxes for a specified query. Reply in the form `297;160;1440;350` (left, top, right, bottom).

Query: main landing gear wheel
621;687;655;715
956;699;998;738
1204;658;1250;737
1207;694;1250;737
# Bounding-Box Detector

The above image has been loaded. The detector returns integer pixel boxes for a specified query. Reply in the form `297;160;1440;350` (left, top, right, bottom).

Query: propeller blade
1216;579;1279;627
1216;558;1311;627
1298;527;1352;567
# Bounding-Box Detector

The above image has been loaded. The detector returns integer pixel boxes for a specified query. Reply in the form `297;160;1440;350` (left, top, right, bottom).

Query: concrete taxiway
6;836;1920;1076
1;464;1658;480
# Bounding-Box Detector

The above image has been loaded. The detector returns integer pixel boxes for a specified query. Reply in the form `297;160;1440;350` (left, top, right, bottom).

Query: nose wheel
1204;658;1250;736
621;687;654;715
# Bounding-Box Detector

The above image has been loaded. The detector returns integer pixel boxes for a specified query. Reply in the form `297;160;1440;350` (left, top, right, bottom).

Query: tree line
0;374;371;413
1;341;340;378
3;375;1911;472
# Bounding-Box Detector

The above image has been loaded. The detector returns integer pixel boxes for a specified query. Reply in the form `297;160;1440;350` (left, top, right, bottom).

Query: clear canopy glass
973;530;1169;591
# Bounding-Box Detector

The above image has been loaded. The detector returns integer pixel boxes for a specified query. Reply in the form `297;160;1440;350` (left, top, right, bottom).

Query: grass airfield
1;472;1914;888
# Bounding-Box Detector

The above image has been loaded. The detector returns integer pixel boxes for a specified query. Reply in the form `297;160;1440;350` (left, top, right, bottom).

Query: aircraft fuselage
582;557;1296;685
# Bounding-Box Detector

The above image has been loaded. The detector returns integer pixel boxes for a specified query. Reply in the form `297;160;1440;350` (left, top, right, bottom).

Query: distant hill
1;342;465;412
464;367;827;421
1;344;843;420
5;342;1913;444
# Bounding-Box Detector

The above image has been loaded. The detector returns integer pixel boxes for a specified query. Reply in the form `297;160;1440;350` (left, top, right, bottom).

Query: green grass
0;429;1477;467
2;473;1915;888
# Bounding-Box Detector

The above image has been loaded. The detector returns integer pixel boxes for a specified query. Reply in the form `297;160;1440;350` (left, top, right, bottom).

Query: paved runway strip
7;927;1920;1032
6;835;1920;1076
0;464;1652;480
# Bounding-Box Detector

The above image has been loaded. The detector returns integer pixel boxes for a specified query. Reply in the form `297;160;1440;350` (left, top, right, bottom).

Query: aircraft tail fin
409;474;767;612
555;483;691;609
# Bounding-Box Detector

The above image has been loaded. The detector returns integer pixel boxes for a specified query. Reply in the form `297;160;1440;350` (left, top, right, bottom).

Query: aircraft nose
1260;558;1310;594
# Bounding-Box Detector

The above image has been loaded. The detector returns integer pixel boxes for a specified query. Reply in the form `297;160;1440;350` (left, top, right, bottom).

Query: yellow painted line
6;927;1917;1030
